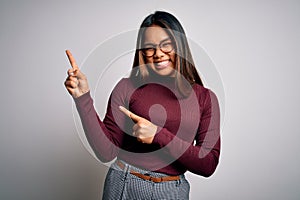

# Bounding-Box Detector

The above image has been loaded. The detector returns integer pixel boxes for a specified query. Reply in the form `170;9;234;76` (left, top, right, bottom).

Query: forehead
143;25;170;43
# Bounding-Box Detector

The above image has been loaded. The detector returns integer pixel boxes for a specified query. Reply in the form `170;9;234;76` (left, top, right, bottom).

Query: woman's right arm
73;90;127;162
64;50;128;162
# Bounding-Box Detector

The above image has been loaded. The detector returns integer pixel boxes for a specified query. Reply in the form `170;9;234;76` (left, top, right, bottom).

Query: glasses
141;40;174;57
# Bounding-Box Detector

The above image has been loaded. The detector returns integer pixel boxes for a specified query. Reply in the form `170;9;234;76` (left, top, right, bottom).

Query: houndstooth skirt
102;160;190;200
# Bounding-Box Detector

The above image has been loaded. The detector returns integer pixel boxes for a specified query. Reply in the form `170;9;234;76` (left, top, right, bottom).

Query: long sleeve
73;78;131;162
152;89;221;177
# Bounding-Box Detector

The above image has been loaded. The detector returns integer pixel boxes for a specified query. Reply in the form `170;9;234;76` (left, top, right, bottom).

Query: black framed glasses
141;39;174;57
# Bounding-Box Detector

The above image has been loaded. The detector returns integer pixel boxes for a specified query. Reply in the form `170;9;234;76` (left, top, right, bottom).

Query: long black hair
130;11;203;97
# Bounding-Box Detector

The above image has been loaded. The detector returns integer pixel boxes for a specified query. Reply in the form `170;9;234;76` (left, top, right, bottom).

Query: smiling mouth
154;60;170;69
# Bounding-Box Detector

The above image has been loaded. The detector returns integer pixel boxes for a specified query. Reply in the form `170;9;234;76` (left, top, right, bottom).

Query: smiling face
142;25;176;77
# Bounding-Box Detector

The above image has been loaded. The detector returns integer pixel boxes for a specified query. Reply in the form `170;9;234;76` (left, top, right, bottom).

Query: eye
141;45;156;57
143;45;155;50
160;42;173;52
144;47;155;50
161;42;172;47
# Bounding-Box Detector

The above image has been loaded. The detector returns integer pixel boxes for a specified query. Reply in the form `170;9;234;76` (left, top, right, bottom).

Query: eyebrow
143;38;171;46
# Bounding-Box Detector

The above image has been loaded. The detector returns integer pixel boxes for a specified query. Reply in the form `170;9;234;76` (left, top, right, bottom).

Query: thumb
119;106;142;123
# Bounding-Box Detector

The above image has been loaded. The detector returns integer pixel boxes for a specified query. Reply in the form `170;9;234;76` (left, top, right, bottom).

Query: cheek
170;53;176;64
145;57;153;63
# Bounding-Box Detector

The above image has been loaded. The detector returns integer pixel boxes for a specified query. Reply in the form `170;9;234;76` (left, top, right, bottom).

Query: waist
114;160;182;183
117;153;187;175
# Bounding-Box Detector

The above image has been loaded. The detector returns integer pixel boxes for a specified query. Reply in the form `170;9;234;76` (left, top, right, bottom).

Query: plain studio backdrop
0;1;299;199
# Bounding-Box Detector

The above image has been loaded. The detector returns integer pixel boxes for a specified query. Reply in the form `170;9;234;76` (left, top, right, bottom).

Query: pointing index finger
119;106;132;118
119;106;141;123
66;50;79;70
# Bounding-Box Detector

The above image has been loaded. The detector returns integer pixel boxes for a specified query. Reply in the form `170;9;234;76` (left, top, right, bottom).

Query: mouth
154;59;171;69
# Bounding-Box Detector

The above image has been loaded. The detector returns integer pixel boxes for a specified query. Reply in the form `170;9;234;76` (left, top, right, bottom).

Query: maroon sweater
74;77;220;177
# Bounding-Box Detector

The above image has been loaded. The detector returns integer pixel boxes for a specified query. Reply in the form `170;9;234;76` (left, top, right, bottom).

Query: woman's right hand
64;50;90;98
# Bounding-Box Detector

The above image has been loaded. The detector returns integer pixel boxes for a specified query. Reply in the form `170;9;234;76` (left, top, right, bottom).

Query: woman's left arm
152;89;221;177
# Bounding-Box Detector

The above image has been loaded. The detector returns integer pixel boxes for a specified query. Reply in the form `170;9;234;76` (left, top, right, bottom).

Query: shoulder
113;77;135;91
192;84;219;107
115;77;132;86
193;83;208;93
192;83;210;99
110;77;136;101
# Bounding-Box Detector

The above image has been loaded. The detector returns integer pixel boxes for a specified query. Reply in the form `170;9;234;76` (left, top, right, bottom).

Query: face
142;25;176;77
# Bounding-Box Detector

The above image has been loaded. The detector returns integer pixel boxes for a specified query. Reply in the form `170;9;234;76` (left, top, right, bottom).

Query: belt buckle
149;176;162;183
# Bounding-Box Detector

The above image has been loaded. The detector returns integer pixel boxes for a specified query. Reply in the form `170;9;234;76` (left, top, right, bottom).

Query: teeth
156;60;169;66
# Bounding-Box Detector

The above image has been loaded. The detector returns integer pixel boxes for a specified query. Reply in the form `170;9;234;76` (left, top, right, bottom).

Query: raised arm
64;50;129;162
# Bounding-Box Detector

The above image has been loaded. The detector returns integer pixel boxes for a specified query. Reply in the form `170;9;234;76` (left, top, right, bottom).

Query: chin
152;68;175;77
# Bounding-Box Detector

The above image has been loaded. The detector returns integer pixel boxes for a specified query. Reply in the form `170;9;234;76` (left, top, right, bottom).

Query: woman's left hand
119;106;158;144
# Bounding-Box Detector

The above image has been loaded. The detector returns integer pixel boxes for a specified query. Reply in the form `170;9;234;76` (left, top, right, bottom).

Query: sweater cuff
73;91;93;114
74;91;91;103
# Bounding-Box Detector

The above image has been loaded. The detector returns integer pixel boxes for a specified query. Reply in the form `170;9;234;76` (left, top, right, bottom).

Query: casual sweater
74;76;220;177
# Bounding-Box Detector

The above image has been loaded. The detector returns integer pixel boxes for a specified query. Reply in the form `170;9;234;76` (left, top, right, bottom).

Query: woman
65;11;220;200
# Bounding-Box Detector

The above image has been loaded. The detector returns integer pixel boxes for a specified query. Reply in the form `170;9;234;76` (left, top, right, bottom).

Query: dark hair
130;11;203;97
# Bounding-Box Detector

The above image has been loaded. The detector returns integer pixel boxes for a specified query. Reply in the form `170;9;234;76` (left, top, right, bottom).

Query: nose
153;46;165;58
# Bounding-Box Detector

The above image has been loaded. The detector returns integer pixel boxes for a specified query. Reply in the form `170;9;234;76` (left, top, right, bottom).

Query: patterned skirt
102;160;190;200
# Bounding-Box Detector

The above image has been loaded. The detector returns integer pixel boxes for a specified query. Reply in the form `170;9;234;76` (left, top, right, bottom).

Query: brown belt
116;160;180;183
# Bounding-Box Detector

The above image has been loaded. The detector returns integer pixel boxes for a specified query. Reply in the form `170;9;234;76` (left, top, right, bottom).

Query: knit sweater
74;77;220;177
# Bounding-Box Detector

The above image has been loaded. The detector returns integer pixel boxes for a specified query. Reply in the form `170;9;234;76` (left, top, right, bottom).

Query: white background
0;0;299;199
